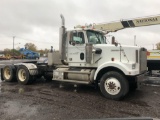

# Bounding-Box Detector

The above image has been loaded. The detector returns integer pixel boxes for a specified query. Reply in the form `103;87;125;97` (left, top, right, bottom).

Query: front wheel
16;65;33;85
100;71;129;100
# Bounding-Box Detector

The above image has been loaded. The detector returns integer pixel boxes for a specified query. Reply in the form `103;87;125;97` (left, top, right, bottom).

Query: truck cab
51;20;147;100
63;29;147;75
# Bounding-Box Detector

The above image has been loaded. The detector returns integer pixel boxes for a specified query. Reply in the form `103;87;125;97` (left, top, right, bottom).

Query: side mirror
69;32;74;46
69;31;77;46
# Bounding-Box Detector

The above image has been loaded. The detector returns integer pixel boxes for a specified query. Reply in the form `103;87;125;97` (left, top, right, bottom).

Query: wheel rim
104;77;121;95
18;69;26;82
4;67;11;79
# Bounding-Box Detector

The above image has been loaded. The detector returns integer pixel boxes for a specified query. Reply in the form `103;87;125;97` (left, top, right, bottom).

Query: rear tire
100;71;129;100
16;65;33;85
2;65;16;82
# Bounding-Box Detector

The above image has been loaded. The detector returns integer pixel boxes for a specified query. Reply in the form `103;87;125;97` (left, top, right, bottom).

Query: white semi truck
1;15;160;100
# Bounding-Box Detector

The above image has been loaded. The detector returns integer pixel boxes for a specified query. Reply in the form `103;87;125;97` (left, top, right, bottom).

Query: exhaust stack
59;14;68;65
60;14;65;26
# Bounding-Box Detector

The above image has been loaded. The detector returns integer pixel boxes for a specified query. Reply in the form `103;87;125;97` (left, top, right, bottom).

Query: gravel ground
0;78;160;120
0;60;160;120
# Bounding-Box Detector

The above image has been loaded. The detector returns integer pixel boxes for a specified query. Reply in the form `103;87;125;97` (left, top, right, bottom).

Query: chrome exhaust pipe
59;14;68;65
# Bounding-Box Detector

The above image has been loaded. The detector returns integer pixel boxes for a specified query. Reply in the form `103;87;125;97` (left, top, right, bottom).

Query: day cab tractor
1;14;160;100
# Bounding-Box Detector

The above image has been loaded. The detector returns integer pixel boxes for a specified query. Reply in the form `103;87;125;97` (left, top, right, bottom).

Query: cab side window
72;32;85;44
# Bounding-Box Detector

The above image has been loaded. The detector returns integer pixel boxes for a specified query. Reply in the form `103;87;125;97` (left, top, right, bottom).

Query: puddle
3;101;38;117
59;84;64;88
59;83;79;92
57;83;80;93
18;87;25;94
0;82;34;94
57;83;96;94
17;87;34;94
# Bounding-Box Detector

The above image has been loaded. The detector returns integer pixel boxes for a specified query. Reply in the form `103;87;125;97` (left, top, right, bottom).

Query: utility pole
13;36;15;57
152;44;154;50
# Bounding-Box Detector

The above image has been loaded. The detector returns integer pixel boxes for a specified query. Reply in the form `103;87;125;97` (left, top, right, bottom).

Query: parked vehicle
19;48;40;59
1;14;160;100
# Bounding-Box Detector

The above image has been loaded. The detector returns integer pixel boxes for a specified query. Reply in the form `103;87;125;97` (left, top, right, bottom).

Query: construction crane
76;15;160;76
75;15;160;33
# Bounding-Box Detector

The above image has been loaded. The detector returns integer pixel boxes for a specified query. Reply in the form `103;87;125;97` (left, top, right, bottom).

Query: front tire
100;71;129;100
16;65;33;85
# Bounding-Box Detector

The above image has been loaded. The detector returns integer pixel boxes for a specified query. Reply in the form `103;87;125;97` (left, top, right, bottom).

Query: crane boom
75;15;160;33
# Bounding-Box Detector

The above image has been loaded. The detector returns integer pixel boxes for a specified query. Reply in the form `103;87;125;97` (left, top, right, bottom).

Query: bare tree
156;42;160;50
24;43;37;51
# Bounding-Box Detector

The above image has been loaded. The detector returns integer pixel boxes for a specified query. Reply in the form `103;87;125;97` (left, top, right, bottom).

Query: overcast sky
0;0;160;51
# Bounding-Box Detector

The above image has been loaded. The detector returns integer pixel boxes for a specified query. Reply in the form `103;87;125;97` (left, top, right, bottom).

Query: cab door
67;31;86;65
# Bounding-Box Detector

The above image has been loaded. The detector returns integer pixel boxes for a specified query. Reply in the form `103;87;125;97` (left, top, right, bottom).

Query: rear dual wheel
2;65;35;85
16;65;34;85
2;65;16;82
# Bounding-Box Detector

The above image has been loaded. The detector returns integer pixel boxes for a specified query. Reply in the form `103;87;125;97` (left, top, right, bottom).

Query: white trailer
147;50;160;75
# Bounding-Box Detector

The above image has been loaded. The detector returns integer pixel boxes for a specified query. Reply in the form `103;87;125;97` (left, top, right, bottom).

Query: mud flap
0;68;4;81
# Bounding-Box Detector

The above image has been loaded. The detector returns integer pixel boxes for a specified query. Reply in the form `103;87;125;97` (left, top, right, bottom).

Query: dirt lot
0;76;160;120
0;60;160;120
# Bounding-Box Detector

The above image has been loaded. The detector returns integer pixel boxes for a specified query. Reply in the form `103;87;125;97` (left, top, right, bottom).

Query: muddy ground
0;77;160;120
0;61;160;120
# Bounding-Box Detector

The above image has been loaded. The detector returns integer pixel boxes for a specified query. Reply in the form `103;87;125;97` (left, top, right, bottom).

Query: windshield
87;30;106;44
